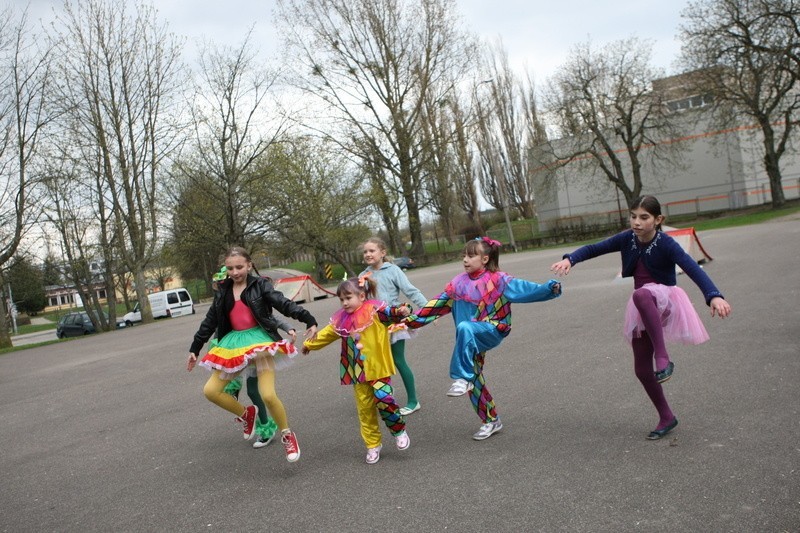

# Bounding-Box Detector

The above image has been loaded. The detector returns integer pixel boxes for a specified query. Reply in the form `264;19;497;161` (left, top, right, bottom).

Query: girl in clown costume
301;274;411;465
187;247;318;463
403;237;562;441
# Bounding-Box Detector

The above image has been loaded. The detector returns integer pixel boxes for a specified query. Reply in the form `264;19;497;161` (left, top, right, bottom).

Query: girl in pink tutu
550;195;731;440
187;247;318;462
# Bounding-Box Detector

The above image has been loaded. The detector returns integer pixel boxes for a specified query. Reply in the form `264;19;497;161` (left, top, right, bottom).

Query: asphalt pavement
0;217;798;532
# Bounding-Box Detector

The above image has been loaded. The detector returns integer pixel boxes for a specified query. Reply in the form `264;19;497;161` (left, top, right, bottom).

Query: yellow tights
203;369;289;430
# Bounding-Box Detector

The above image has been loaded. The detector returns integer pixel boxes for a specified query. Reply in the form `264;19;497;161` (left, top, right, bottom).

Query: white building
533;72;800;231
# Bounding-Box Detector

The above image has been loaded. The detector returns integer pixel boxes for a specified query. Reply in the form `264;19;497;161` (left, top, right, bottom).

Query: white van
122;288;195;326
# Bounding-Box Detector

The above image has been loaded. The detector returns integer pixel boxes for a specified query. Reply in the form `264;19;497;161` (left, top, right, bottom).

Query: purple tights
632;331;675;430
631;287;670;372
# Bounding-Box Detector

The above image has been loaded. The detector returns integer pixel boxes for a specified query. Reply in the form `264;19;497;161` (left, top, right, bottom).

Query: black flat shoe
655;361;674;383
647;418;678;440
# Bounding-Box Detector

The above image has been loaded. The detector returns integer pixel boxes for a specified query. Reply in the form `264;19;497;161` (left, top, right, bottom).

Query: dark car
392;256;416;270
56;312;125;338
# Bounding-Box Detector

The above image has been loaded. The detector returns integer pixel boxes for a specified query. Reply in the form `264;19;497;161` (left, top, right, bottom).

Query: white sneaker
473;420;503;440
252;434;275;449
366;445;382;464
395;431;410;450
398;403;421;416
447;379;473;397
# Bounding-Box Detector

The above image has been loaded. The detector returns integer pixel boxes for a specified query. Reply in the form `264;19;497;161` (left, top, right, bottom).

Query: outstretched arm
505;278;562;303
551;232;628;275
301;324;338;354
402;292;453;329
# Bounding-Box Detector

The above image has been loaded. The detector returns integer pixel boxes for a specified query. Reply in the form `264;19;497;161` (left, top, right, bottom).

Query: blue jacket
359;262;428;308
564;230;723;305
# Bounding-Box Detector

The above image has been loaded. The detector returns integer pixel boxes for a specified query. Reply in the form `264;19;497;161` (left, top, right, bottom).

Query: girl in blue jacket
551;195;731;440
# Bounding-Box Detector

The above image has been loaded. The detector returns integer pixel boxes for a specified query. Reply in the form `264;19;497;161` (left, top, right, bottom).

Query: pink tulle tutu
623;283;709;345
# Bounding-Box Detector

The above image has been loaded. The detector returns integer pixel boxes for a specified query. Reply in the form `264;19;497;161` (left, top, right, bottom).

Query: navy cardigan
563;230;724;305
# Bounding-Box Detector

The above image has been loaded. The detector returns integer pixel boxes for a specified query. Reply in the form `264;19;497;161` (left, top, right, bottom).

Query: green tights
391;340;418;407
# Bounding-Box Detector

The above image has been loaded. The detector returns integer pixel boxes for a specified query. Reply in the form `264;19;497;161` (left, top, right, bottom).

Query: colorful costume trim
329;299;385;336
199;326;297;376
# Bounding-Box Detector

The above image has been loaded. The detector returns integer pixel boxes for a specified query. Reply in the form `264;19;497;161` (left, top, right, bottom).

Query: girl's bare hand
287;329;297;344
550;259;571;277
304;325;318;341
187;353;197;371
710;297;731;318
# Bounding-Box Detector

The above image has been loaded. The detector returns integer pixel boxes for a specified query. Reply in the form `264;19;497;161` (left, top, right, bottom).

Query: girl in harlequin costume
403;237;562;441
359;237;428;416
187;247;318;462
301;274;411;465
551;195;731;440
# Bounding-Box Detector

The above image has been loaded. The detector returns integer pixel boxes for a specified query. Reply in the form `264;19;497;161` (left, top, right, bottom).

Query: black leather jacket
189;274;318;355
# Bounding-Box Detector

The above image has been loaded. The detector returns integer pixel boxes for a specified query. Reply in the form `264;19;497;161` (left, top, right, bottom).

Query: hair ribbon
358;271;373;288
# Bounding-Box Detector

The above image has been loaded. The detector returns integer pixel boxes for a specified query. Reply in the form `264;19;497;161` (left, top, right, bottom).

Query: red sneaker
235;405;258;440
281;430;301;462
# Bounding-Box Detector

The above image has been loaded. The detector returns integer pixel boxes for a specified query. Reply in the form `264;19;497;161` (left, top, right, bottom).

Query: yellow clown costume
304;300;407;449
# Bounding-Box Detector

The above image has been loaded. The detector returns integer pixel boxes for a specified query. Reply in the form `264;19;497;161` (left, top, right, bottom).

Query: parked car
392;256;416;270
56;312;126;338
122;288;195;326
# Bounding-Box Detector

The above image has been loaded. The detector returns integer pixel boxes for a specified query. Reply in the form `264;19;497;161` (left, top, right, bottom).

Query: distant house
44;282;108;311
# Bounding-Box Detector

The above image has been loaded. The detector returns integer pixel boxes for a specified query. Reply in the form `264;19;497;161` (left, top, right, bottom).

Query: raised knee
202;383;216;401
632;288;654;306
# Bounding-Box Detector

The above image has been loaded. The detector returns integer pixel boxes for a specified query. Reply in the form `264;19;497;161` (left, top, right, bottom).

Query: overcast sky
23;0;690;82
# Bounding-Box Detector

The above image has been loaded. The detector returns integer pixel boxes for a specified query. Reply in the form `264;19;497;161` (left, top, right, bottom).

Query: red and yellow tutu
199;326;297;379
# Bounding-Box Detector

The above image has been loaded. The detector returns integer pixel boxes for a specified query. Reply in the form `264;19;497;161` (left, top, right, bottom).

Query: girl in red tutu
187;247;318;462
550;195;731;440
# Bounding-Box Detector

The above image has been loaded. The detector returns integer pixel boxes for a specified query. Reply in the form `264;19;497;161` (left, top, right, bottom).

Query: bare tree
41;166;114;332
171;30;288;256
680;0;800;208
0;7;53;347
449;93;484;234
477;42;546;220
276;0;472;257
419;91;461;244
542;38;682;209
50;0;184;323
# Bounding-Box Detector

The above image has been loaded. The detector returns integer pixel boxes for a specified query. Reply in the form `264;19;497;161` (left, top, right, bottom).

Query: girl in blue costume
187;247;318;462
550;195;731;440
302;274;411;465
403;237;562;440
359;237;428;415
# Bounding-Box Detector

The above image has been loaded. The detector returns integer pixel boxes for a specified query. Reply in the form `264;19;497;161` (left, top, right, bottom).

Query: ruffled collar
445;269;508;305
330;300;385;337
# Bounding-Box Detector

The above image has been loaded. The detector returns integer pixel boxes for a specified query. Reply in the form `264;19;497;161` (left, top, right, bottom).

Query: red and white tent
273;275;335;303
663;226;713;272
